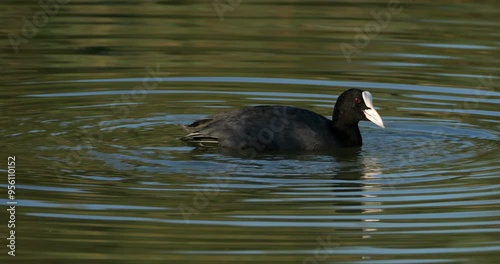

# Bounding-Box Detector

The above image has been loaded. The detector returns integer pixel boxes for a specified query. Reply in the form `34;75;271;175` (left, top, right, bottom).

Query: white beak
362;91;385;128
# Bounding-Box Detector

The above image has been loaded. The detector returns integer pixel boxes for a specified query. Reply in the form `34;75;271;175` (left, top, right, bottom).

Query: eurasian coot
182;88;384;154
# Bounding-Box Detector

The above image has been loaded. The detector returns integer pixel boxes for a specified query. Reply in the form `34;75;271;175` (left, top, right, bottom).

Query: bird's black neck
332;122;363;147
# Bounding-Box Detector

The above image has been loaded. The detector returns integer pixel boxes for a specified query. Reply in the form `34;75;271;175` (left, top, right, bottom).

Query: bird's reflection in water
323;148;384;253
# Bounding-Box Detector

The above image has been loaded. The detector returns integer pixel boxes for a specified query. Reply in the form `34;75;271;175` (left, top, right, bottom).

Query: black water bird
181;88;384;154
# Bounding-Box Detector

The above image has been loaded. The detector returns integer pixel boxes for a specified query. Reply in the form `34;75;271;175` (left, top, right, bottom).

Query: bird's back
182;105;337;151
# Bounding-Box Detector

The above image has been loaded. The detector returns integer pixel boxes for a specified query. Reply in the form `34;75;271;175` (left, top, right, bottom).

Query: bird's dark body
181;88;383;154
183;105;361;152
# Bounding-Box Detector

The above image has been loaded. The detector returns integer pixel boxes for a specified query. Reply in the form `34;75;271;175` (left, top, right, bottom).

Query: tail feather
180;132;219;147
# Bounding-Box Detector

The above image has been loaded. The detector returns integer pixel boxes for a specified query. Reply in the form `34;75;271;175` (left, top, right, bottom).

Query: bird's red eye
354;98;361;104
